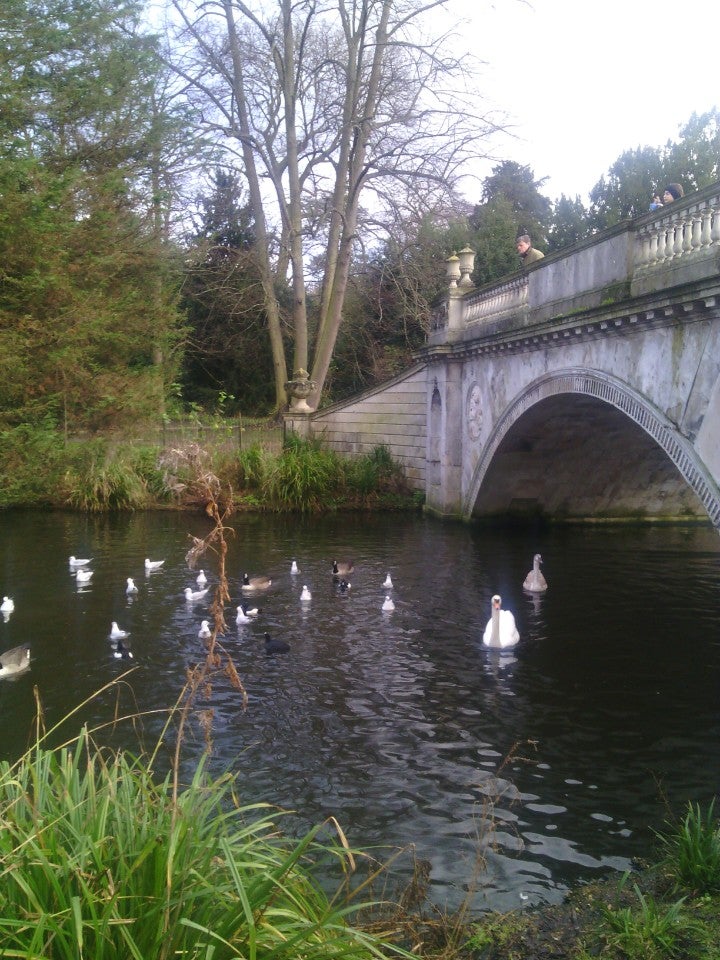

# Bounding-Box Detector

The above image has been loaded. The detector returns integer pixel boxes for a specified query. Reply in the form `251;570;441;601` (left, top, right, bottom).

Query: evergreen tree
0;0;185;430
548;194;590;252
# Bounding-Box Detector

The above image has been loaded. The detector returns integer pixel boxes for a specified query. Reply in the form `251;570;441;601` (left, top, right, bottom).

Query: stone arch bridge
289;181;720;528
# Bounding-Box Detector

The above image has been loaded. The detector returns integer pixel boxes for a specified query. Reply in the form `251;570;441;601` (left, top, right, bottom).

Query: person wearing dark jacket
516;234;544;265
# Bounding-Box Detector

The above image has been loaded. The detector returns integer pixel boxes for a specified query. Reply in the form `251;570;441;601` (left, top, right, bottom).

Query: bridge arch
464;369;720;527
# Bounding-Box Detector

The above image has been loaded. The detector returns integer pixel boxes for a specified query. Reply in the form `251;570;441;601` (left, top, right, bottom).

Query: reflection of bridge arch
464;369;720;526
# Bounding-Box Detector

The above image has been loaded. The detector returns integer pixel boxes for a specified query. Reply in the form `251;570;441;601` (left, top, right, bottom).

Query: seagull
76;569;93;583
382;595;395;612
0;597;14;613
144;558;165;571
238;602;260;617
263;631;290;654
523;553;548;593
196;570;208;585
109;621;130;640
290;560;299;575
483;594;520;649
236;605;252;625
198;619;212;639
0;643;31;678
126;577;138;595
242;573;272;592
69;556;92;568
332;560;354;577
382;573;393;589
184;586;209;602
112;639;134;660
300;584;312;602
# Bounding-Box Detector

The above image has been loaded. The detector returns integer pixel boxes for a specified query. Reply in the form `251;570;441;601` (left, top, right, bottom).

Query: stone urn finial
285;368;316;413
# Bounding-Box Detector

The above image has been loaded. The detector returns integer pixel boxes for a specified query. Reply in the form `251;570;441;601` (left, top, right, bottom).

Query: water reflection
0;510;719;914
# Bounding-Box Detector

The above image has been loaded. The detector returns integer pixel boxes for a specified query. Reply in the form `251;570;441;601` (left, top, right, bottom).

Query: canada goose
110;621;130;640
382;595;395;612
335;579;351;593
523;553;548;593
332;560;354;577
483;594;520;649
112;639;134;660
0;643;31;679
242;573;272;592
264;631;290;654
144;558;165;571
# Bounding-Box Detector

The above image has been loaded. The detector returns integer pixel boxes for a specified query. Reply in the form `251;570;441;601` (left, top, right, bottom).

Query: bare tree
166;0;498;411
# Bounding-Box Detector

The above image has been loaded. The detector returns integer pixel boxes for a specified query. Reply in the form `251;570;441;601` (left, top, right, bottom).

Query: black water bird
264;631;290;655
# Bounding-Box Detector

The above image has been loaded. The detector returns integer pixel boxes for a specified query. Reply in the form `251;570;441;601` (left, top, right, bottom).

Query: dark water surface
1;509;719;913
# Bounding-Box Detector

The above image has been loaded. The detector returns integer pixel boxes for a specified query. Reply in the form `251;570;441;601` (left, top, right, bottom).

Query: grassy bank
0;420;423;513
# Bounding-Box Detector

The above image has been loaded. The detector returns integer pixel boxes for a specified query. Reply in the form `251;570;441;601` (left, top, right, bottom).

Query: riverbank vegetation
0;420;421;513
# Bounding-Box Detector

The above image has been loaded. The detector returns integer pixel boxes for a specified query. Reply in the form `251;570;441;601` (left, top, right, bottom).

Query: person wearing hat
663;183;684;203
515;234;544;265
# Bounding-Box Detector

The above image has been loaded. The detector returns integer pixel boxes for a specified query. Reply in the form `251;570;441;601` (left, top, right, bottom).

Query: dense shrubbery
0;423;421;513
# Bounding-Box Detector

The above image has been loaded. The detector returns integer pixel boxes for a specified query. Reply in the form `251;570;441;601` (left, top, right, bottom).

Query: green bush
63;442;157;511
0;419;67;506
657;800;720;895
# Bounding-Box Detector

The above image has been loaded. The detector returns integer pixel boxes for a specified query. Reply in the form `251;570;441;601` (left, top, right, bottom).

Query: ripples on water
1;510;719;913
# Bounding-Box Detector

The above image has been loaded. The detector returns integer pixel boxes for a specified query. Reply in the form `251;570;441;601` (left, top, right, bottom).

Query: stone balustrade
429;180;720;344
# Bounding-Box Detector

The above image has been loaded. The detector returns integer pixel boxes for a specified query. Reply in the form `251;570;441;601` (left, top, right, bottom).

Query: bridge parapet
428;181;720;348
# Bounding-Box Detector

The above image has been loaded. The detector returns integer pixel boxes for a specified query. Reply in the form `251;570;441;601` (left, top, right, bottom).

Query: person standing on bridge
662;183;684;203
516;233;545;266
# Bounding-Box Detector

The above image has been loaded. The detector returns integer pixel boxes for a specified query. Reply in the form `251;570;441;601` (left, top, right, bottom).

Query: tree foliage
0;0;186;430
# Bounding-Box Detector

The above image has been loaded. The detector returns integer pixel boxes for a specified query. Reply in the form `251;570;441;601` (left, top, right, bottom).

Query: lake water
1;508;719;915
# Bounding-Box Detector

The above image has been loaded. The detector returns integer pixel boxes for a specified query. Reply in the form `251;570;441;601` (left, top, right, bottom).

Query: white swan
196;570;208;585
1;597;14;613
0;643;31;678
198;619;212;639
69;556;92;568
144;558;165;571
110;621;130;640
184;586;209;602
382;595;395;612
523;553;548;593
382;573;393;589
126;577;138;595
76;568;93;583
290;560;299;575
483;594;520;649
300;585;312;602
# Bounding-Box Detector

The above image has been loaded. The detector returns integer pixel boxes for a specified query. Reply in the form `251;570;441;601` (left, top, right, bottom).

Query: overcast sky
449;0;719;202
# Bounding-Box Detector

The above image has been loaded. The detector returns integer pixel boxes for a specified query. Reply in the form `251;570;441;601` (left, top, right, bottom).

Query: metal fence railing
133;419;284;455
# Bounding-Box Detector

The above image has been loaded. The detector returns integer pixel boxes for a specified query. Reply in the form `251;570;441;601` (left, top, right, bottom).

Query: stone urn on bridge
285;368;316;414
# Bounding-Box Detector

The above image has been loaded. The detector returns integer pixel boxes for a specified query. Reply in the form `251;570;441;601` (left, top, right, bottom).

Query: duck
112;639;134;660
69;556;92;568
332;559;354;577
483;594;520;649
0;597;14;613
523;553;548;593
263;631;290;654
198;619;212;640
76;568;94;583
126;577;138;595
242;573;272;592
184;586;209;602
109;621;130;640
196;569;208;586
290;560;299;575
300;584;312;602
382;595;395;612
382;573;393;589
144;558;165;571
0;643;31;679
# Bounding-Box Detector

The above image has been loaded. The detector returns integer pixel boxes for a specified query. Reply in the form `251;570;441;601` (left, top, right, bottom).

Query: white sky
449;0;720;202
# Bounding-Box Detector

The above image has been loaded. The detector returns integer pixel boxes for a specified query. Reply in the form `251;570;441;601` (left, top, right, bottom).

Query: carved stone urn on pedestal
285;369;316;413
